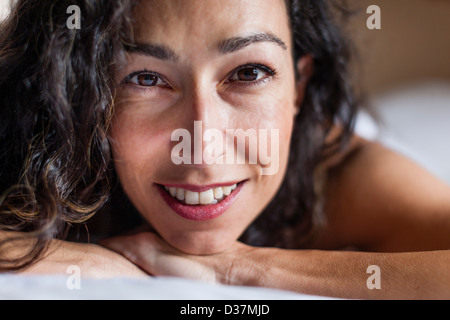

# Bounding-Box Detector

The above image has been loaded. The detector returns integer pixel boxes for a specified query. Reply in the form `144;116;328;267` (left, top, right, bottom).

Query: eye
227;64;276;84
124;71;168;87
235;67;261;81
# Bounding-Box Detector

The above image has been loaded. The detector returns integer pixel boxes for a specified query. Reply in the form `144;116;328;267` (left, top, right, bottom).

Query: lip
156;181;246;221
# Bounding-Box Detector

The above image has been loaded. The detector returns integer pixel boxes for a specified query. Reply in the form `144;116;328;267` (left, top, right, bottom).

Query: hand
101;232;254;284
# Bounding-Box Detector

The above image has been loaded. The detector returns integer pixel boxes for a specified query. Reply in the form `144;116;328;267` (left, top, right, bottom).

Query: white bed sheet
0;274;331;300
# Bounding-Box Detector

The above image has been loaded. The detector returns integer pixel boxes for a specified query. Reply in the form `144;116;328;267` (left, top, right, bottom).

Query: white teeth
163;184;238;205
222;186;232;196
185;190;199;205
199;189;214;204
213;187;223;200
176;188;185;201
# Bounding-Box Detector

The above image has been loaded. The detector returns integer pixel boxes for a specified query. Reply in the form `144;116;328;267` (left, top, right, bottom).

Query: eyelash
121;70;169;87
225;63;278;87
121;63;277;91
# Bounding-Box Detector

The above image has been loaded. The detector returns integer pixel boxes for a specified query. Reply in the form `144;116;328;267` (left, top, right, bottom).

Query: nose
173;79;229;166
187;80;227;131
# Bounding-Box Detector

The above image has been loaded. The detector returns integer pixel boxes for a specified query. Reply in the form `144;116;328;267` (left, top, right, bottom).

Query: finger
102;233;217;281
100;234;156;269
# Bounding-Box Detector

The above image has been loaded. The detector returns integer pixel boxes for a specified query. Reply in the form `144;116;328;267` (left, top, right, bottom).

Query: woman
1;0;449;299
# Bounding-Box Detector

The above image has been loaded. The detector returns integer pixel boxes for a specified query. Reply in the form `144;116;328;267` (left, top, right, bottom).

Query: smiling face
110;0;303;254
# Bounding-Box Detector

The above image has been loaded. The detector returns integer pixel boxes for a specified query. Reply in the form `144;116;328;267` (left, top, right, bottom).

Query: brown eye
236;67;259;81
137;74;158;87
127;72;167;87
136;74;159;86
228;64;275;84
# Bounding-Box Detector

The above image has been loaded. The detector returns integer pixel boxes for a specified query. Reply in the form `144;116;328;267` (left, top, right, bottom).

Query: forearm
1;232;147;278
100;232;450;299
25;240;147;278
228;247;450;299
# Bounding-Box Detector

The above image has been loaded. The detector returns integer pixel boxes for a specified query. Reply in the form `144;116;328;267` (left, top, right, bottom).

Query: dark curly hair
0;0;359;271
0;0;135;270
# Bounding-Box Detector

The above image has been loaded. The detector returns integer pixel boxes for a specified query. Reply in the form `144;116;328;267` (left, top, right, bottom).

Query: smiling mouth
156;181;245;221
161;183;238;205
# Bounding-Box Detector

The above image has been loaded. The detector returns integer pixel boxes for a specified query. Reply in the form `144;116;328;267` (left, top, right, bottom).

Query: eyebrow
218;32;288;54
124;32;287;61
124;43;179;61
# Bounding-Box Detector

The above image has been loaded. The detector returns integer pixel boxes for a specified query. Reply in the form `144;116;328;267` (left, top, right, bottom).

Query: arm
228;247;450;299
0;232;147;278
103;232;450;299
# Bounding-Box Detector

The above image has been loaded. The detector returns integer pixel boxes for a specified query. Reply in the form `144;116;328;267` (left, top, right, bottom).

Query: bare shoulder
314;136;450;252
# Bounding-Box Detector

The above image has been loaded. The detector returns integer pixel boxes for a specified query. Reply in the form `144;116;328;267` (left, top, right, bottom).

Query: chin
164;230;239;255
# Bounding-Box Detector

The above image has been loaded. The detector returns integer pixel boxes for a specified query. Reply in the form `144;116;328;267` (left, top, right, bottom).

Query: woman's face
111;0;302;254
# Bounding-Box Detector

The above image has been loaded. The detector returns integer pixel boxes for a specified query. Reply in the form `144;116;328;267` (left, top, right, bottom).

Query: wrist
225;246;277;288
77;243;148;278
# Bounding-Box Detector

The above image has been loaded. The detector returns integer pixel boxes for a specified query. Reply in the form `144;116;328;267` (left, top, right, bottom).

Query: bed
0;274;331;300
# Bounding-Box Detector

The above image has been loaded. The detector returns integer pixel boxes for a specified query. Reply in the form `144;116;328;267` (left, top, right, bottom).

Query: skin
110;0;298;255
6;0;450;299
0;232;146;278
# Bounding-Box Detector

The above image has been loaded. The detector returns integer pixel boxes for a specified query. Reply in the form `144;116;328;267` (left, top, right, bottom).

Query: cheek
254;93;295;170
244;93;295;195
109;108;171;191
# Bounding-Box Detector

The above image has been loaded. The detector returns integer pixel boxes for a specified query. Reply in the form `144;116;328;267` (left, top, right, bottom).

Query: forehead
132;0;291;50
